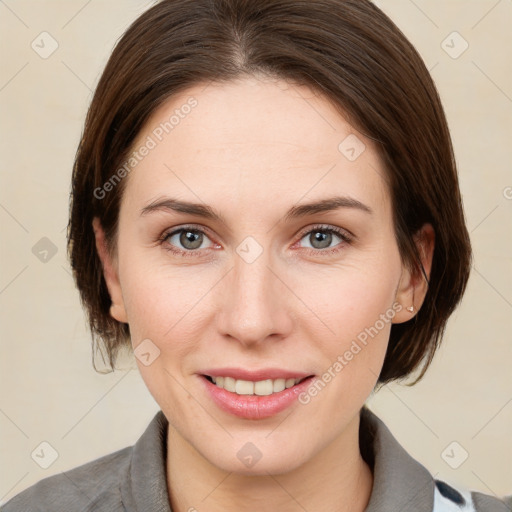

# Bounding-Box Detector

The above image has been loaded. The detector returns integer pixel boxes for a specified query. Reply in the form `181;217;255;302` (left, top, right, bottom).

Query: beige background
1;0;511;505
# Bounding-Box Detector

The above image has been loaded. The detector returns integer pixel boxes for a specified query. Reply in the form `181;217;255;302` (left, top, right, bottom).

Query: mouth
199;372;315;419
203;375;308;396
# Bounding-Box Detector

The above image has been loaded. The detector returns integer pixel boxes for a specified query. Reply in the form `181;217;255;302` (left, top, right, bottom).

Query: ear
393;223;435;324
92;217;128;323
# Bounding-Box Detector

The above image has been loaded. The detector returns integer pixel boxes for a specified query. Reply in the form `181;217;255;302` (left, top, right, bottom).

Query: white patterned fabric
433;480;477;512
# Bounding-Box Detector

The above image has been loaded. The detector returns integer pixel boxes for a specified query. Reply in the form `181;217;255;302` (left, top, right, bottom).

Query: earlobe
92;217;128;324
392;223;435;324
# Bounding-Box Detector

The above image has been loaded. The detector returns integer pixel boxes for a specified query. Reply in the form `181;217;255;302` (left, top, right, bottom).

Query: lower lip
200;375;315;420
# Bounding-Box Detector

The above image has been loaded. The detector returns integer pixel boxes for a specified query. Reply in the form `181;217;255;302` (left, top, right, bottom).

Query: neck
166;412;374;512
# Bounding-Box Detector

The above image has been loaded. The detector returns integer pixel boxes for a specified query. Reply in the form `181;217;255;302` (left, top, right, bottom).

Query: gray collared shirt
2;406;509;511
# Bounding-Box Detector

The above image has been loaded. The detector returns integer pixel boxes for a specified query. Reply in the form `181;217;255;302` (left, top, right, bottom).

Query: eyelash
158;223;354;258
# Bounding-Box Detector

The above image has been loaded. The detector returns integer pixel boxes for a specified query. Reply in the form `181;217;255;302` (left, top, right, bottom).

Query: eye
159;223;353;258
297;225;353;254
160;225;217;256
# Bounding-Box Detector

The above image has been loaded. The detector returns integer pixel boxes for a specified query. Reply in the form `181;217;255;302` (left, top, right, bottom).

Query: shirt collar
360;405;435;511
121;409;172;512
122;406;435;512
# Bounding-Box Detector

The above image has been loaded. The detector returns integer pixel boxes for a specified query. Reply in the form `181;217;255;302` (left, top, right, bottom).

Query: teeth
235;379;254;395
254;379;273;396
273;378;286;392
285;378;296;389
223;377;236;392
209;376;304;395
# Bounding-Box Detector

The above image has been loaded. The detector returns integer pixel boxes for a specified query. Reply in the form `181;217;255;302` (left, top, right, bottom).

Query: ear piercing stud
406;306;414;313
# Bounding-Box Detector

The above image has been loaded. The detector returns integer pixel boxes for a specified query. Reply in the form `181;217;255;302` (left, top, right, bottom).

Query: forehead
124;76;389;218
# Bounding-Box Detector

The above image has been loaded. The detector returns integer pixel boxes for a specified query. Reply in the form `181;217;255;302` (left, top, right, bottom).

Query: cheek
331;272;398;345
300;253;400;388
298;251;400;338
117;255;212;414
118;248;215;342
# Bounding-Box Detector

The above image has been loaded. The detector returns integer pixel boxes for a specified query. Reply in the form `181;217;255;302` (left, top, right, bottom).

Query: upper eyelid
164;223;215;240
297;224;352;239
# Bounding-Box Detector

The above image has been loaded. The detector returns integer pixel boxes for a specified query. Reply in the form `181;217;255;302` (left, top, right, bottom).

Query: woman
2;0;510;511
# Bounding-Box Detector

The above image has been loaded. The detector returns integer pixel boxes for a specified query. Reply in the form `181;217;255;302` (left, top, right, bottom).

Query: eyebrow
283;196;373;221
140;195;373;223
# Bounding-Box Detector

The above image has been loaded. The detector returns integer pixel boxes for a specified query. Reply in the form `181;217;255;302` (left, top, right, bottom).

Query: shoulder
470;489;512;512
0;445;133;512
359;406;511;512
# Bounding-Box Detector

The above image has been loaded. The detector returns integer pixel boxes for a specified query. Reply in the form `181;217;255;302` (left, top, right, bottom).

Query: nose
216;247;294;348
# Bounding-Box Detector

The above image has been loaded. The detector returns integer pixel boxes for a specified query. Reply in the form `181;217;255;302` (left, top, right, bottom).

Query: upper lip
200;368;313;381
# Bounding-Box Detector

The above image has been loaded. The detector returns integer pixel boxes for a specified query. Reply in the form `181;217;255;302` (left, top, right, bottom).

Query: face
95;76;430;475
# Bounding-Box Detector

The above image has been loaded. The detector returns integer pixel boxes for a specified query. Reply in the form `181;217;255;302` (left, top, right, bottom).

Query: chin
201;437;311;476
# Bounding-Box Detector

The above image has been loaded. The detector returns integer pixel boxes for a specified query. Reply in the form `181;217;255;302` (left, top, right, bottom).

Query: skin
93;75;434;512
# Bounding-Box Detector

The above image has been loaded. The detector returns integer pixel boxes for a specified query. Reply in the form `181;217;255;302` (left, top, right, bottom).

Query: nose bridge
218;244;292;345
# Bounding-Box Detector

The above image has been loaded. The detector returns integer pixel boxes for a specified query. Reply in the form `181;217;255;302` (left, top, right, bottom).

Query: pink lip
201;367;311;381
199;373;315;420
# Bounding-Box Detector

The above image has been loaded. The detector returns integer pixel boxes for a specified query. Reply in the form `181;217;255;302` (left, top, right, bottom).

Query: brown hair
67;0;472;384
